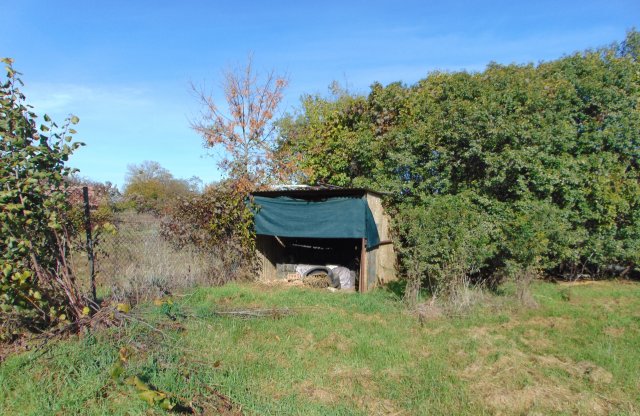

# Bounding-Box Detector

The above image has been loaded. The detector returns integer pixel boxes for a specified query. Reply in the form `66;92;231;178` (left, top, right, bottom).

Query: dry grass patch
321;365;405;416
299;380;338;404
352;312;387;324
266;363;404;414
289;327;315;353
524;315;572;329
520;328;553;349
413;299;444;322
316;332;353;353
462;347;615;415
603;326;626;338
3;280;638;415
354;396;403;416
459;320;631;416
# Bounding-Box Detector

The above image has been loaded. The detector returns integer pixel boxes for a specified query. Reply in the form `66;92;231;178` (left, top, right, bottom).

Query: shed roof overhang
251;186;386;200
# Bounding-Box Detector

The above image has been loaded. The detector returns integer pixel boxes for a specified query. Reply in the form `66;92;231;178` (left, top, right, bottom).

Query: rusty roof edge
251;185;390;197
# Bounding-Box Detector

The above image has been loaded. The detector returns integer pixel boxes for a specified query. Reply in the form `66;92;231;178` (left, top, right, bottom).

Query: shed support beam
359;238;368;293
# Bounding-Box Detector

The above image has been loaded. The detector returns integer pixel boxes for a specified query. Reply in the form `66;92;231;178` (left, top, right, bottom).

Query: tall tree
192;56;289;191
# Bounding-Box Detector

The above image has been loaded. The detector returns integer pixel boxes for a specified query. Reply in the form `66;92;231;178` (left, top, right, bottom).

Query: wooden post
359;238;367;293
82;186;97;303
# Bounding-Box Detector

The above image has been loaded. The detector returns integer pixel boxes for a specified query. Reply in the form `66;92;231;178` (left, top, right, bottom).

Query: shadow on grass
382;280;405;299
382;280;437;302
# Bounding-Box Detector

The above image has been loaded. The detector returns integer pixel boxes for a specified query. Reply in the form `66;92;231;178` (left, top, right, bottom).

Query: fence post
82;186;97;303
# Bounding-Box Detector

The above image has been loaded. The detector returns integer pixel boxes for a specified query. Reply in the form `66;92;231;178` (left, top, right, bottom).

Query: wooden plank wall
255;235;278;281
365;193;398;287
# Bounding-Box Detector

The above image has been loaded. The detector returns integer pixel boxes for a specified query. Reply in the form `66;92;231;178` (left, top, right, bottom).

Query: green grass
1;280;639;415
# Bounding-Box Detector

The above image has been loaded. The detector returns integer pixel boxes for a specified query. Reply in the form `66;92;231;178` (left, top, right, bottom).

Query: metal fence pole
82;186;97;302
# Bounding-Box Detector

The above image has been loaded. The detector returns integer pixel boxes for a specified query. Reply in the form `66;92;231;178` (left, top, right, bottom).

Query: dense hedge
278;30;640;291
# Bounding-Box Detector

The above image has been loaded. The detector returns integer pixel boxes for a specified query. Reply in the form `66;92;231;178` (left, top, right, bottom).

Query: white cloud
24;83;153;119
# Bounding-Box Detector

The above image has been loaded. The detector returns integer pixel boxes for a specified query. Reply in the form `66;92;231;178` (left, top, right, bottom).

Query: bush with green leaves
160;182;256;283
279;30;640;294
0;58;86;339
394;194;497;303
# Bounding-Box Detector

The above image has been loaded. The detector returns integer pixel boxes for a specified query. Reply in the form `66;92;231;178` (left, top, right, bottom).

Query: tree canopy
192;56;290;192
123;161;199;214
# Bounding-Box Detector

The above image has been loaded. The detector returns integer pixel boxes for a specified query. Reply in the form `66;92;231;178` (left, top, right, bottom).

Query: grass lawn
1;280;639;415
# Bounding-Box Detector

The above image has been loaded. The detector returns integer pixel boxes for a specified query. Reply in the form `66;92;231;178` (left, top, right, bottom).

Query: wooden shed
250;186;397;292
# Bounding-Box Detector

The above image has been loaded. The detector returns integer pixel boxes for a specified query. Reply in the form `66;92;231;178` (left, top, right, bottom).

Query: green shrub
0;59;86;339
395;194;497;303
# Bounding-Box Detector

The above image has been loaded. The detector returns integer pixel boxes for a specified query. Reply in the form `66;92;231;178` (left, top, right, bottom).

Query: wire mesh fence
72;210;212;303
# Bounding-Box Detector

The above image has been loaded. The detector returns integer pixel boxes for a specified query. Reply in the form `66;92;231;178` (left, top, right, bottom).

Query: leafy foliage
0;58;86;338
161;182;256;282
65;176;120;238
278;30;640;295
395;194;497;302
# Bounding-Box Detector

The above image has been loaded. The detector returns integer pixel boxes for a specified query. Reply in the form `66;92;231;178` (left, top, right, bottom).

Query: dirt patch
0;340;28;363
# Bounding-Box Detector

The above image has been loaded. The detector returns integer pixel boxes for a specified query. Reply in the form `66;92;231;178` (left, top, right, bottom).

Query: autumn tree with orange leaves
192;57;289;192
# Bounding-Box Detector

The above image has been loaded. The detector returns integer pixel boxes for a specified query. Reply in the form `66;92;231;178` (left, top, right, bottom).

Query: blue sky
2;0;638;188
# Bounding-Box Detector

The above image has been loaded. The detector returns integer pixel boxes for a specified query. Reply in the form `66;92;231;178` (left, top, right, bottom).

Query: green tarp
251;196;380;248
